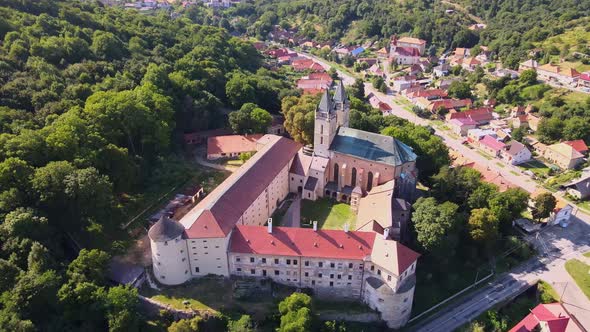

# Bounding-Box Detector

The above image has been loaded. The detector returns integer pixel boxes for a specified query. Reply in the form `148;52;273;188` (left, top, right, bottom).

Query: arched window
333;163;339;186
367;172;373;192
351;168;357;187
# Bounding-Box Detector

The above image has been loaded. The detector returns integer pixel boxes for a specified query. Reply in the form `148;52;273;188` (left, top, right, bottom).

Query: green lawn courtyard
300;198;356;230
565;259;590;300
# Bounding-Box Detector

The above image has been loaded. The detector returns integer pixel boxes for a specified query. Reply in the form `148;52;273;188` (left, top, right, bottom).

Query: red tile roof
207;134;263;156
406;89;448;99
479;135;505;151
183;136;302;238
230;225;376;260
393;46;421;57
428;99;472;112
449;106;493;123
563;139;588;154
509;303;578;332
289;150;313;176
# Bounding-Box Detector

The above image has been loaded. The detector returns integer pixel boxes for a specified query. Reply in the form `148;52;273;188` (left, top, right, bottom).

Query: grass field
565;259;590;300
300;198;356;230
518;159;551;177
584;252;590;258
545;170;581;190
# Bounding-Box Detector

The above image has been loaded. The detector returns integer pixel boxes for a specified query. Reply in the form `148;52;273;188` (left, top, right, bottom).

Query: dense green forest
0;0;296;330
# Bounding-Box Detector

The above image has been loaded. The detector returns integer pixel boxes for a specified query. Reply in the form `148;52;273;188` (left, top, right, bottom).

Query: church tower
333;80;350;128
314;90;338;158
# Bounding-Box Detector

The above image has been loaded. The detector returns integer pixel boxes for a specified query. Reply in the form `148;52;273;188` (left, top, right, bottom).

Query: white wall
151;236;191;285
186;235;230;277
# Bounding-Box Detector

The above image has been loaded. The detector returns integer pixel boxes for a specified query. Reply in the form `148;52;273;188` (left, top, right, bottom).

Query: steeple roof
333;80;348;104
318;89;332;113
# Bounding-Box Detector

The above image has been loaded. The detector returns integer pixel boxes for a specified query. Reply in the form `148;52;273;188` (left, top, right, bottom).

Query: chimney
383;228;390;239
344;223;349;233
267;218;272;233
313;221;318;231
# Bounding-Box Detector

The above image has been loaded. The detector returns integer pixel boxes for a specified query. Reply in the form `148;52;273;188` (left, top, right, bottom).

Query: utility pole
560;282;568;303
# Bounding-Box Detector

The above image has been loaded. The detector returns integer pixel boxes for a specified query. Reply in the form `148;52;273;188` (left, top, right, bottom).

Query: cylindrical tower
148;216;191;285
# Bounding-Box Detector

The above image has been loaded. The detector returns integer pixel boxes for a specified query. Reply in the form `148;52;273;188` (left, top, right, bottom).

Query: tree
0;207;51;243
27;242;54;273
281;95;319;145
537;117;564;144
532;192;556;221
278;293;313;332
0;309;35;332
519;69;537;86
447;81;472;99
4;270;61;324
489;188;529;234
168;316;202;332
226;73;256;108
351;78;365;100
468;183;498;210
496;84;521;105
227;315;254;332
328;67;339;80
66;249;111;285
468;208;500;253
412;197;460;254
0;259;22;294
228;103;272;134
511;126;526;143
105;286;140;332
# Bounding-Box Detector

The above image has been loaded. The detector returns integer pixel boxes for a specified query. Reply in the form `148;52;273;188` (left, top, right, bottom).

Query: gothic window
351;167;357;187
367;172;373;191
333;164;339;185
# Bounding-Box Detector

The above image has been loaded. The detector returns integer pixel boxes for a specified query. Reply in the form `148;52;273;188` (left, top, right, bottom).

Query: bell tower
333;80;350;128
314;90;337;158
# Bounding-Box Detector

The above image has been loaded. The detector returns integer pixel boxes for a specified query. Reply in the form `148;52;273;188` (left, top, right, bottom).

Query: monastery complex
148;82;421;328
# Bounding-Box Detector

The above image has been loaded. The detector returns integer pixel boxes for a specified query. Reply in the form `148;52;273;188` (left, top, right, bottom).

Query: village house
446;107;493;125
544;142;585;169
206;134;263;160
367;63;385;77
454;48;470;58
292;59;325;72
518;59;538;72
478;135;505;157
509;302;584;332
467;128;497;142
577;72;590;90
393;75;418;92
536;63;580;87
564;174;590;200
433;63;450;77
563;139;589;156
426;99;472;114
449;117;477;136
376;47;389;58
406;89;448;102
296;72;333;93
389;36;424;65
460;57;482;71
501;141;532;165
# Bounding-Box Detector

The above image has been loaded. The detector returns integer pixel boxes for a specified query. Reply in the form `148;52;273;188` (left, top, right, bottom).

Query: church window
321;137;323;145
321;125;323;134
351;168;357;186
367;172;374;191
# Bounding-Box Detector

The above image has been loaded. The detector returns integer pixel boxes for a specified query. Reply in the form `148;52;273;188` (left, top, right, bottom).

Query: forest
0;0;297;330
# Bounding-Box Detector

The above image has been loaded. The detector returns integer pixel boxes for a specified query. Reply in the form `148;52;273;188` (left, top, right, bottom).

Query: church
148;82;420;328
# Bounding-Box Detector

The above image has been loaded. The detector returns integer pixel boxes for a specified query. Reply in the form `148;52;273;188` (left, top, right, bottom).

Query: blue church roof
329;127;417;166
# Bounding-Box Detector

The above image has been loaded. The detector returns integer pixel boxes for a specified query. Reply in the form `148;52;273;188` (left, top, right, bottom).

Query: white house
501;141;532;165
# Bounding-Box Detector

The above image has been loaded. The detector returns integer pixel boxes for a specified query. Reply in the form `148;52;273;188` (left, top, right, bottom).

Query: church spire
318;89;332;113
333;80;347;104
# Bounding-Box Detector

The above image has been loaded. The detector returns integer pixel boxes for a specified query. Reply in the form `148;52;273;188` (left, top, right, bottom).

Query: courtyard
300;198;356;230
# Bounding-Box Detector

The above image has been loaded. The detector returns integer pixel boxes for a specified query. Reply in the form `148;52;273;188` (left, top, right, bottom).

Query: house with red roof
426;98;472;114
563;139;588;156
509;303;583;332
390;36;424;65
478;135;505;157
206;134;264;160
537;63;581;87
292;59;325;72
577;72;590;90
449;117;477;136
447;106;493;125
406;89;448;101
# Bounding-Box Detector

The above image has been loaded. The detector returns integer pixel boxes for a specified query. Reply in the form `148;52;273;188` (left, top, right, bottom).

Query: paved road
297;52;590;330
410;215;590;331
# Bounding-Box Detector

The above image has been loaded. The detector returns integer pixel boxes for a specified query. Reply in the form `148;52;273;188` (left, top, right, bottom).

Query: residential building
577;72;590;90
509;302;583;332
425;99;472;113
446;107;493;125
478;135;505;157
390;36;423;65
501;141;532;165
563;139;588;156
433;63;450;77
564;174;590;200
518;59;538;72
449;118;477;136
544;142;585;169
536;63;580;86
467;128;497;142
393;75;418;92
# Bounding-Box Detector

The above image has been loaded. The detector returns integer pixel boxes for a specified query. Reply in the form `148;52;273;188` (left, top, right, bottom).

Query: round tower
148;216;191;285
